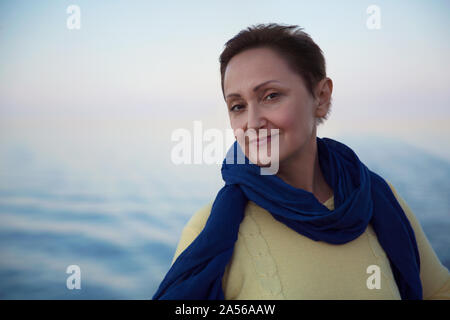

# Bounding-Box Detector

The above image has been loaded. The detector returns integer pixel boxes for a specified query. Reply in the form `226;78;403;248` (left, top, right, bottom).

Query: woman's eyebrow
226;80;282;100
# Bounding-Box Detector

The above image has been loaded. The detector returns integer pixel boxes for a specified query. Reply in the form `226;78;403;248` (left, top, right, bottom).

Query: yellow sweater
170;181;450;300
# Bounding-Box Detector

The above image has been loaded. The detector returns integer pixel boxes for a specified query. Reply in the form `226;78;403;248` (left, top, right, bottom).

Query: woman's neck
276;130;333;204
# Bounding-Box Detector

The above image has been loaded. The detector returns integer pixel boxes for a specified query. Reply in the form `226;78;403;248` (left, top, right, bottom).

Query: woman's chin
247;150;282;167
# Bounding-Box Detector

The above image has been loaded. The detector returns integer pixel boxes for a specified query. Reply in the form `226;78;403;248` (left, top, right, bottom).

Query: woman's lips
249;132;279;145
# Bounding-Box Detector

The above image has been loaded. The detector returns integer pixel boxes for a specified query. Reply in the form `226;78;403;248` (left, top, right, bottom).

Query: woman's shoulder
382;180;450;299
171;201;215;266
383;179;414;220
384;179;400;202
383;179;415;222
183;200;215;234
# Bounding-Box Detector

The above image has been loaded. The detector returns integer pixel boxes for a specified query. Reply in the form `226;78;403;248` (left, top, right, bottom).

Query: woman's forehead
224;51;293;94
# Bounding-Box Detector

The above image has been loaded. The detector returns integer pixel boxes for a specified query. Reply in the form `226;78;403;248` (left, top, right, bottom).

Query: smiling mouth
249;132;279;145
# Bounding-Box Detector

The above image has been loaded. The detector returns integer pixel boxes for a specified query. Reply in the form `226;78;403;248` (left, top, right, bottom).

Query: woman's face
223;46;320;166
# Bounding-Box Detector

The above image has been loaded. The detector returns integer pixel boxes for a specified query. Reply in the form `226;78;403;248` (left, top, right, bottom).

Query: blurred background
0;0;449;299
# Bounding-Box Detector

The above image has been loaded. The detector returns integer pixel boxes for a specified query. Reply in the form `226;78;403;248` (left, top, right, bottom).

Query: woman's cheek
282;106;312;146
275;107;300;134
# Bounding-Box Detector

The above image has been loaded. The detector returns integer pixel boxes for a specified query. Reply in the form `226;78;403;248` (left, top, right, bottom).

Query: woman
153;23;450;300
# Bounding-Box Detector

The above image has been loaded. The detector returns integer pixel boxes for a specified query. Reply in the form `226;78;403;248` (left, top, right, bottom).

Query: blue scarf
153;137;422;299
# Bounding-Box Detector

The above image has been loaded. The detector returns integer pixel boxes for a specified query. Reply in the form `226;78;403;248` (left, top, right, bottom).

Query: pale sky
1;0;449;159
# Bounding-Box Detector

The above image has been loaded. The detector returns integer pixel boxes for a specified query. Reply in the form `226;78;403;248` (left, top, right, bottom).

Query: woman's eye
230;105;243;112
229;93;278;112
265;92;279;100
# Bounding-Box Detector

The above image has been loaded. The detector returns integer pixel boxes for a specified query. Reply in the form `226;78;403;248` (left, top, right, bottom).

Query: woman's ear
314;77;333;119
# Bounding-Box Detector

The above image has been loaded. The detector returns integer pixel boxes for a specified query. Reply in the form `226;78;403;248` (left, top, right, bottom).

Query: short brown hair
219;23;331;125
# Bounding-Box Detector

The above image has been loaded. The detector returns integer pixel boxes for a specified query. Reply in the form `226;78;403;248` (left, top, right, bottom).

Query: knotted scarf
153;137;422;299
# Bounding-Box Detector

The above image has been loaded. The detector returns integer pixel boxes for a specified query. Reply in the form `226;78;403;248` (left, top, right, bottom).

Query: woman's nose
247;105;266;130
